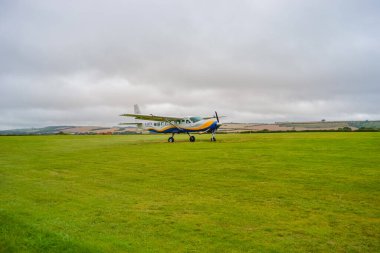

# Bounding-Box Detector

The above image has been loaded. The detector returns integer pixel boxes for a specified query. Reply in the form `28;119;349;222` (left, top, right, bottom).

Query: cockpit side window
190;117;202;123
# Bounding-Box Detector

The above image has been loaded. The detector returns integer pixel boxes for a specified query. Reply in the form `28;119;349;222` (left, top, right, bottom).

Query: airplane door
186;119;193;127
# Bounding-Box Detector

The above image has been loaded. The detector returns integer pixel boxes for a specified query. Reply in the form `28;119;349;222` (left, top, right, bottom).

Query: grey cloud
0;0;379;129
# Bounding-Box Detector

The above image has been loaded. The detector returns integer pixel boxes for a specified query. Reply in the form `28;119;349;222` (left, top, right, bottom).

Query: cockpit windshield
190;117;202;123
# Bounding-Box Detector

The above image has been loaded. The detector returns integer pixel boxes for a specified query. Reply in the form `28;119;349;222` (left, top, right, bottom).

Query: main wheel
168;137;174;143
189;136;195;142
211;137;216;142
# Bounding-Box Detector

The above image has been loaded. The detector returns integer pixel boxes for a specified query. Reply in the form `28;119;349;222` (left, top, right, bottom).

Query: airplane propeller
215;111;220;123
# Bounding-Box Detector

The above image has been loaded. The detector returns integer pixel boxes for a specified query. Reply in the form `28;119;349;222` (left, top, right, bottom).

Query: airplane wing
120;113;183;122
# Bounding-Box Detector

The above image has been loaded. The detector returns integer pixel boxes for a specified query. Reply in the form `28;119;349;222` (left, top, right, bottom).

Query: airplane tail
133;104;143;132
119;104;143;133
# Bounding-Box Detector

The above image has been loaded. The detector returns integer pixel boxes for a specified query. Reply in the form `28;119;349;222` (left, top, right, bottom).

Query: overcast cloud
0;0;379;129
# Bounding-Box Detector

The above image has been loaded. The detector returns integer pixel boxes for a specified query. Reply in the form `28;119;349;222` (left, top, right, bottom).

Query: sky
0;0;379;129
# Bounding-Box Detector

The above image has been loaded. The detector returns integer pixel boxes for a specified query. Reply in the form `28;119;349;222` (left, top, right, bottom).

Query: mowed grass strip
0;133;379;252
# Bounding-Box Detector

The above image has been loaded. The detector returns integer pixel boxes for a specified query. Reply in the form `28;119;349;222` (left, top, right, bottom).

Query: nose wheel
211;131;217;142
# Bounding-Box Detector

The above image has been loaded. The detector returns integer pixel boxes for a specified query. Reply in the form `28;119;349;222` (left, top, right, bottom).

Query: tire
189;136;195;142
168;137;174;143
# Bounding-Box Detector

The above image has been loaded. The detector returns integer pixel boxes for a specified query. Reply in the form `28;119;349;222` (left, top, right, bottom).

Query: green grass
0;133;379;252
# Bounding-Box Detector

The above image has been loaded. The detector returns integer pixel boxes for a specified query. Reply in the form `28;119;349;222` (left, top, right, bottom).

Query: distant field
276;120;380;130
1;133;379;252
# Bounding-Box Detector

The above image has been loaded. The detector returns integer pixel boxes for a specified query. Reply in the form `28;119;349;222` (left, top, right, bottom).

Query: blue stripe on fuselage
148;120;218;133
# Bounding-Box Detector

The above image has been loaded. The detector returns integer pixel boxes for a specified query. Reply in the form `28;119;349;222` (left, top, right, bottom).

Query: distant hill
0;126;137;135
0;126;74;135
1;120;379;135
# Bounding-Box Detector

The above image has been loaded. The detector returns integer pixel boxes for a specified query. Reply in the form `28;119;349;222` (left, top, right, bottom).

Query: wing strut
162;117;184;132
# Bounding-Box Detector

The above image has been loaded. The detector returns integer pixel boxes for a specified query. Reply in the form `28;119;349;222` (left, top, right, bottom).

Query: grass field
0;133;379;252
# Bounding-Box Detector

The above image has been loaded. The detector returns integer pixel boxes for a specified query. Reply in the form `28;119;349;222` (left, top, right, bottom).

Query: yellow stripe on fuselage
185;119;214;131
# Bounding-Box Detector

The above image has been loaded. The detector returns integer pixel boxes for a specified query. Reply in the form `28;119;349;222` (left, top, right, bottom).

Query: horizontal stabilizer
119;122;141;125
119;122;143;129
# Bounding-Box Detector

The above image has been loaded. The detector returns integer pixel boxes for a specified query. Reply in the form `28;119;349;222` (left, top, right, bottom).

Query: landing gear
168;133;196;143
211;131;216;142
168;133;175;143
186;132;196;142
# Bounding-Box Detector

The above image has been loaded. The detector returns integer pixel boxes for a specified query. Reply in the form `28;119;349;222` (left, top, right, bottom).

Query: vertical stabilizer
133;104;143;133
134;104;141;114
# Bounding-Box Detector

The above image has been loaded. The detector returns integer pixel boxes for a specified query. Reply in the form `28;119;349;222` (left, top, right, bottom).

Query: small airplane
120;105;223;142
